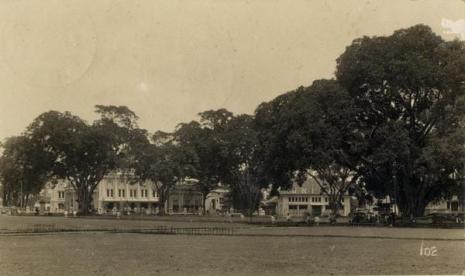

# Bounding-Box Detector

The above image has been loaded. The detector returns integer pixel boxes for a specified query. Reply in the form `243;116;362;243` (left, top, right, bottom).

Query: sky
0;0;464;140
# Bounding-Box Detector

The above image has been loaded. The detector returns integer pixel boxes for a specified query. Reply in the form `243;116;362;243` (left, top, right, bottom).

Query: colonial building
425;195;464;215
166;178;203;214
96;173;159;215
37;173;159;214
276;178;352;217
205;187;229;214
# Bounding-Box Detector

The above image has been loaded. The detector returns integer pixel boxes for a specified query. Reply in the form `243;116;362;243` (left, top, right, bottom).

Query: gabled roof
280;178;323;195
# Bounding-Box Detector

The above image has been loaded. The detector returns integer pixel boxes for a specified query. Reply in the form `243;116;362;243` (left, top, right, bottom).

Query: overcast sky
0;0;464;140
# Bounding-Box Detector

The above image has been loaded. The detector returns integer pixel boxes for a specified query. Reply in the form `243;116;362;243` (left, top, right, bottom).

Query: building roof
279;177;323;195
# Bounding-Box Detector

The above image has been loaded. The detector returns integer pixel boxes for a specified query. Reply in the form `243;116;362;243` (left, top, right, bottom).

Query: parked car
0;207;9;214
349;211;377;224
429;213;457;224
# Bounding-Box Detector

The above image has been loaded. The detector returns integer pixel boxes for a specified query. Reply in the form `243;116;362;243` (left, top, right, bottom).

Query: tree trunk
158;193;166;216
202;191;208;215
77;185;95;215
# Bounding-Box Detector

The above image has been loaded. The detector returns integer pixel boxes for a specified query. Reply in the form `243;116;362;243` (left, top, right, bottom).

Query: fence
0;224;236;236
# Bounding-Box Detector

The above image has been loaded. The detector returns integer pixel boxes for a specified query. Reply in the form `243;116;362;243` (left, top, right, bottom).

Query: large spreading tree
336;25;465;216
254;80;364;217
24;106;143;214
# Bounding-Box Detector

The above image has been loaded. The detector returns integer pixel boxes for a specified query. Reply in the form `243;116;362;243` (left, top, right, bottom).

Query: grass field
0;215;463;275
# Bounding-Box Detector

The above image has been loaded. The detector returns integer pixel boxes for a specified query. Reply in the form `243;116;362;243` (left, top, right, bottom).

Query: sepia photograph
0;0;464;275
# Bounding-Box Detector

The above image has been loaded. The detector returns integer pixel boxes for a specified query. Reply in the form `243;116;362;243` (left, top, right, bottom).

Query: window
129;189;137;198
107;189;114;197
144;189;148;197
58;191;65;199
152;190;157;197
118;189;126;198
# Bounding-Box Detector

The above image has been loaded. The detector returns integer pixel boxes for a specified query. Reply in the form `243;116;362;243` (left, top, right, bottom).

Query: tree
174;109;235;213
228;166;262;219
254;80;363;217
225;115;262;217
336;25;465;216
25;106;142;215
254;89;304;193
0;136;51;207
131;131;196;215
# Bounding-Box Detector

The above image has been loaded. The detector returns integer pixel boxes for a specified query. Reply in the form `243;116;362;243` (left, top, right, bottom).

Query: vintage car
348;210;378;224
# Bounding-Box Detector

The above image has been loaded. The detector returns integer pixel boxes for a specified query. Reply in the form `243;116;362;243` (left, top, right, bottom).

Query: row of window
288;196;329;203
289;196;309;203
106;189;156;198
312;197;322;203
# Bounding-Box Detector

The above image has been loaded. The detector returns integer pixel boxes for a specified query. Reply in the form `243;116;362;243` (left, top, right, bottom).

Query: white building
205;187;229;214
276;178;352;217
96;173;159;214
425;195;464;215
39;173;159;214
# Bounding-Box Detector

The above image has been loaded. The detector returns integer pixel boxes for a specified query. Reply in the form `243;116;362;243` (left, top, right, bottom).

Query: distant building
37;173;159;214
96;173;159;215
276;178;352;217
425;195;464;215
205;187;229;214
166;178;203;214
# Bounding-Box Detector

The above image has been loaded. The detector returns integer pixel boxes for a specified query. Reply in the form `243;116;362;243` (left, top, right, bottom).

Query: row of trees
1;25;464;217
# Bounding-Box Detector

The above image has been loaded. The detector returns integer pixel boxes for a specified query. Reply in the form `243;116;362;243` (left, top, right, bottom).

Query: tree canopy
22;106;146;214
336;24;465;216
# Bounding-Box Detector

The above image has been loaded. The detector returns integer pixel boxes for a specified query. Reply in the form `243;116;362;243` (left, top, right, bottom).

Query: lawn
0;215;463;275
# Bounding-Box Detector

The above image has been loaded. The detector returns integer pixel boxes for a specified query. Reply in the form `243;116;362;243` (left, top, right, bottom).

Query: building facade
96;173;159;215
166;179;203;214
276;178;352;217
205;187;229;214
38;173;159;214
425;195;464;215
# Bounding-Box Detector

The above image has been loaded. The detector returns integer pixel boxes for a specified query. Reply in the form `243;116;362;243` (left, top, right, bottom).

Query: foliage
130;131;197;215
254;80;363;215
0;136;51;207
336;25;465;216
23;106;143;214
173;109;234;212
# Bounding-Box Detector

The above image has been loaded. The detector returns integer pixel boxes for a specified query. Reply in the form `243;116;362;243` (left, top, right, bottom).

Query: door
312;206;322;216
